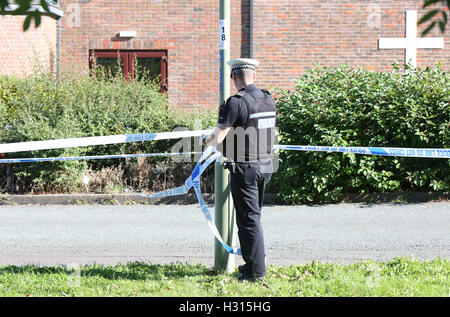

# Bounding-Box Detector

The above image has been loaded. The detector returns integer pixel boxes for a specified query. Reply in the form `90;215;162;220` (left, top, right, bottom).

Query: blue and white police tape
0;130;241;255
138;146;242;256
0;152;202;164
275;145;450;159
0;129;213;154
1;128;447;159
136;147;220;199
1;129;448;256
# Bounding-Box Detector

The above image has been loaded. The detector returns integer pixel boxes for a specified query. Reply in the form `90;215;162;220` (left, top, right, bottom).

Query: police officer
201;58;276;282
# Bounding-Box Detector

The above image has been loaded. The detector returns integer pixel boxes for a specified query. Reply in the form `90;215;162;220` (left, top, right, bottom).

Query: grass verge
0;257;448;297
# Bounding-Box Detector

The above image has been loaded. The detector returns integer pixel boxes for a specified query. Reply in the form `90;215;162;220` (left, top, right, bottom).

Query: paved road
0;202;448;267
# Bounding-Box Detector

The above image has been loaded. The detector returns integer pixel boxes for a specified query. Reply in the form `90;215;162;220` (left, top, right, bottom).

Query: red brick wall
44;1;450;110
59;0;246;111
0;15;57;77
254;1;450;91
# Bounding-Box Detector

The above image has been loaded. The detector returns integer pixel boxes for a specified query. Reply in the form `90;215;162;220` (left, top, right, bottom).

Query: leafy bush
0;71;216;193
2;64;448;202
272;64;449;204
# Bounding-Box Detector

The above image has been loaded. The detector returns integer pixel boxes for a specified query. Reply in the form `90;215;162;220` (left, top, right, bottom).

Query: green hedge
272;64;449;203
1;65;449;202
0;73;216;193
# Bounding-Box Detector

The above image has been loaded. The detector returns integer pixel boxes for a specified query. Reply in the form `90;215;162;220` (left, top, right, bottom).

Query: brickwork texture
1;1;449;111
0;15;56;76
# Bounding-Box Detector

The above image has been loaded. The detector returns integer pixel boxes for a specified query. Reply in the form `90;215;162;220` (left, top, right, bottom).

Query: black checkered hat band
232;64;256;70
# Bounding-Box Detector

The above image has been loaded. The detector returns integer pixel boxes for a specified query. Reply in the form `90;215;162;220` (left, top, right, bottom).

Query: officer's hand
200;134;208;147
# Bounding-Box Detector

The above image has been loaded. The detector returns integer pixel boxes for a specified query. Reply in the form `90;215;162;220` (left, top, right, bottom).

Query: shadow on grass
0;262;222;281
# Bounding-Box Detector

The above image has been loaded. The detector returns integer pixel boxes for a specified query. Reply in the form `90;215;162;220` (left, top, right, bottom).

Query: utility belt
223;161;237;173
223;158;273;174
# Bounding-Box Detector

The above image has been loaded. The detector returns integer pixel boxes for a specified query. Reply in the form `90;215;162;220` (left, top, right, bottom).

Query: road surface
0;202;448;267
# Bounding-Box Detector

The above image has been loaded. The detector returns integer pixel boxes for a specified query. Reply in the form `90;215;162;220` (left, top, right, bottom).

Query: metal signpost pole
214;0;235;273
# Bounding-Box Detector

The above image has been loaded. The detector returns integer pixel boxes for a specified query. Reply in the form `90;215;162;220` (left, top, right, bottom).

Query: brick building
1;0;449;111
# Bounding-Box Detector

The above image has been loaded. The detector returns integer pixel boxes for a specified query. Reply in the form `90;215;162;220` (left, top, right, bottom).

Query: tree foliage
0;0;53;31
419;0;450;35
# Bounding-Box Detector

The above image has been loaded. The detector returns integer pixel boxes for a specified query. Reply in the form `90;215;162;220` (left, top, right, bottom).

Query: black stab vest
220;89;277;162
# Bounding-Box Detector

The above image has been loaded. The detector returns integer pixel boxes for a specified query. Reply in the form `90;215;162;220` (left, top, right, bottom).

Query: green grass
0;257;448;297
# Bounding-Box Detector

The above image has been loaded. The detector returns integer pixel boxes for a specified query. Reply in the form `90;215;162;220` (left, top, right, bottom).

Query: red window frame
89;50;168;92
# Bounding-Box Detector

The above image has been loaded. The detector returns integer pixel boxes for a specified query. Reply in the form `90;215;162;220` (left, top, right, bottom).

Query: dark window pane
95;57;123;79
134;58;161;83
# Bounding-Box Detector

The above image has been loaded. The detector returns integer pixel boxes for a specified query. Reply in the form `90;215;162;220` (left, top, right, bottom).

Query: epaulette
235;90;246;98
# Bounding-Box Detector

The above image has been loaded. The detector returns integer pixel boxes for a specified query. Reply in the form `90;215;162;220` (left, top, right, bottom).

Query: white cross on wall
379;10;444;67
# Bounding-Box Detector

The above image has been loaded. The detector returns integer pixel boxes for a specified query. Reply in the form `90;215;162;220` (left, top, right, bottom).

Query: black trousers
229;161;272;277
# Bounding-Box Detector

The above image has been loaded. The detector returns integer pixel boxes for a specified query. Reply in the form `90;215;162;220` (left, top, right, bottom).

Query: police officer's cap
227;58;259;72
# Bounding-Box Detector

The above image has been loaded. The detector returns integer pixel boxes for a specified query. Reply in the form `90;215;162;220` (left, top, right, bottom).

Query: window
89;50;168;92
